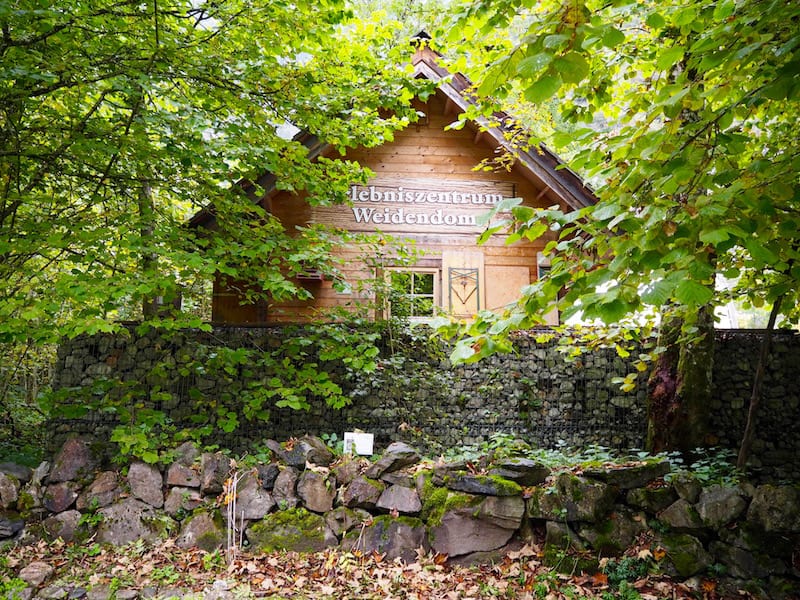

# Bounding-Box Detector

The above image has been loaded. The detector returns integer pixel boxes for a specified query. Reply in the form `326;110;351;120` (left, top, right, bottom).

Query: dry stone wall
50;327;800;480
1;437;798;599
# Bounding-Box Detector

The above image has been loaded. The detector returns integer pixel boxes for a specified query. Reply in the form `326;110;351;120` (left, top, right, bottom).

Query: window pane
413;272;434;295
413;296;435;316
390;270;437;318
391;272;412;292
391;295;411;317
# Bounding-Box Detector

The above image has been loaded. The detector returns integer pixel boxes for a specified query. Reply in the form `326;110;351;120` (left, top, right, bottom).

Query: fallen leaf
701;579;717;593
507;544;538;560
590;572;609;586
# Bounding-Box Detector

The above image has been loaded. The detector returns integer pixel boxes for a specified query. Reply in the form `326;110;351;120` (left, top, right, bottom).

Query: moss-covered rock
0;473;20;509
658;499;703;530
0;510;25;538
577;506;647;556
709;540;787;579
488;458;550;487
542;522;598;575
324;506;371;539
97;498;176;546
657;532;711;577
175;510;224;551
474;495;525;530
341;476;385;510
420;488;479;527
341;515;427;562
671;472;702;503
528;473;615;522
626;485;677;514
719;521;797;561
747;485;800;532
48;438;98;485
41;509;94;543
429;508;516;558
583;461;670;490
246;507;336;553
443;474;522;497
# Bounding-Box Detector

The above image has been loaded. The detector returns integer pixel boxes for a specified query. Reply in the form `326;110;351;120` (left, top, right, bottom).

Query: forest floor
2;537;769;600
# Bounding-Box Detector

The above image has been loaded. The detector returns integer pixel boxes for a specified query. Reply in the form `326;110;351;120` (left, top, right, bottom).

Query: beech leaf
524;74;562;102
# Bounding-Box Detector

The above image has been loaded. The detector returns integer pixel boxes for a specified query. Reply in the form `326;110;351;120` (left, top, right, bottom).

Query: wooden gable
200;42;596;325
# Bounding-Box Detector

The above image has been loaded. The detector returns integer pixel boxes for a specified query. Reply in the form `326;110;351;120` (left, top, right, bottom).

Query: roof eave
412;49;595;211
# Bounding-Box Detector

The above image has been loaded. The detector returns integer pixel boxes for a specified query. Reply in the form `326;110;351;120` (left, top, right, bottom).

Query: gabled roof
189;34;596;228
410;38;595;211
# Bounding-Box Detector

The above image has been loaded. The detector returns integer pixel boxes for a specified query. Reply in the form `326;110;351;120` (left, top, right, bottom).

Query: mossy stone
341;515;428;562
659;533;711;577
246;507;333;553
421;488;479;527
542;545;598;574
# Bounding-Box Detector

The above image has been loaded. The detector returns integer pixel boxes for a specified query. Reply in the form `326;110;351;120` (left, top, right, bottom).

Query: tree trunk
736;295;783;470
647;308;713;452
646;315;681;452
138;180;160;319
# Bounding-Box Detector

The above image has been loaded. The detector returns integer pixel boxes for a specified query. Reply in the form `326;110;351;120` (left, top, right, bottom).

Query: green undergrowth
439;432;744;484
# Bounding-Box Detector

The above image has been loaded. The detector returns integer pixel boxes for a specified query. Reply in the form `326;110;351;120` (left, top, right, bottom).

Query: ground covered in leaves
2;538;760;600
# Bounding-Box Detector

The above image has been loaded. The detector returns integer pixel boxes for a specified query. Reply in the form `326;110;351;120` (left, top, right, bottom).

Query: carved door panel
442;251;484;317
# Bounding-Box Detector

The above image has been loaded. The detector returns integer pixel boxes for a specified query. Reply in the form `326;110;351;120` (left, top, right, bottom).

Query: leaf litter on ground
2;538;760;599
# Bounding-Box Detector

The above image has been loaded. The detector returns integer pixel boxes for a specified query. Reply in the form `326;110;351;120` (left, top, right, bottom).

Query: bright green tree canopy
0;0;423;343
437;0;800;360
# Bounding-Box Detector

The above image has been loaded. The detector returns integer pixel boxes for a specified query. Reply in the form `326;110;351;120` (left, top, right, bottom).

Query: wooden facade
193;42;596;324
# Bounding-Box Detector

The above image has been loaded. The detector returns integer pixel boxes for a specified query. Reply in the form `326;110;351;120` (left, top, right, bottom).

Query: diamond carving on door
448;267;480;316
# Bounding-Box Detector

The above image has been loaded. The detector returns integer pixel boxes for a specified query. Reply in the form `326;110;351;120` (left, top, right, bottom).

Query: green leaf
450;341;476;364
602;27;625;48
521;221;548;242
142;451;160;464
543;34;569;49
552;52;590;84
493;196;524;213
524;74;562;102
713;0;735;20
516;52;553;77
646;12;666;29
656;46;685;70
591;202;622;221
595;299;630;324
699;228;731;245
641;278;676;306
745;240;779;265
674;280;713;305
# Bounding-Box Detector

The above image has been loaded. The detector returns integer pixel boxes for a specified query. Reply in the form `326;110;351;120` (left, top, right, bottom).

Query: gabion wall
51;327;799;479
710;330;800;480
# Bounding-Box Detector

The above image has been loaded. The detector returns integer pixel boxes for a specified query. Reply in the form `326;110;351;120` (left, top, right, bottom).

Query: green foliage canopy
0;0;423;343
439;0;800;359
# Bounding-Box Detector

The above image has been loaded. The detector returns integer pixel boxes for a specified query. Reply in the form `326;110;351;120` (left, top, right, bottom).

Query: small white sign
343;432;374;456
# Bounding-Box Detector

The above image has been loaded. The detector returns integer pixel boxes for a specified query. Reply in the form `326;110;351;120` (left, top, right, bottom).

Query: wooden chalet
190;37;596;325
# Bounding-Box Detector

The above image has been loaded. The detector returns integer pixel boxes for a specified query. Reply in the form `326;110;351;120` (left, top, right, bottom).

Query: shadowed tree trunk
138;179;160;319
647;308;713;452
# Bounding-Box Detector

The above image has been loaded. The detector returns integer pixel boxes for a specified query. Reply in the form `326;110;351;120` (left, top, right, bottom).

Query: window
389;270;438;319
537;264;551;280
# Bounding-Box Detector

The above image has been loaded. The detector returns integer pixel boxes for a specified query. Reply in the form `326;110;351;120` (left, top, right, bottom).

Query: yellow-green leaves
445;0;800;348
517;52;553;76
0;0;425;343
656;46;685;71
553;52;590;84
524;74;563;102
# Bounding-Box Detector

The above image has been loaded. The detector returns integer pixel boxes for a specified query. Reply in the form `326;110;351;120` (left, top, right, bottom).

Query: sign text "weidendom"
349;185;504;206
347;184;510;229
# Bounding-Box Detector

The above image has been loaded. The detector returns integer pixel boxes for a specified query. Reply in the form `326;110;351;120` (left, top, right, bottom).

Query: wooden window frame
386;268;441;322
